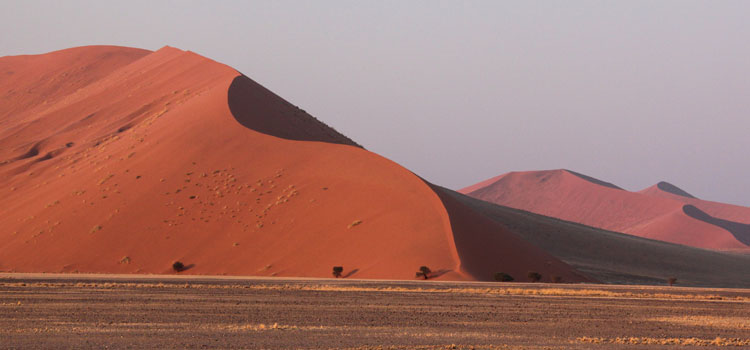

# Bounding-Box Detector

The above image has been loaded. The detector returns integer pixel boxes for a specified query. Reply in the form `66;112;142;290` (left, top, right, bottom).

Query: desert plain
2;274;750;349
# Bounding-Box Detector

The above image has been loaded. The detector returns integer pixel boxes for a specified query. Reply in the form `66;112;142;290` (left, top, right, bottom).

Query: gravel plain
1;275;749;349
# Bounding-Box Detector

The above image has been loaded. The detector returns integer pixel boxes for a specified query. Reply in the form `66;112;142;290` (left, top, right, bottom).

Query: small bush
667;277;677;286
527;271;542;283
332;266;343;278
494;272;514;282
172;261;185;272
552;276;563;283
416;266;432;280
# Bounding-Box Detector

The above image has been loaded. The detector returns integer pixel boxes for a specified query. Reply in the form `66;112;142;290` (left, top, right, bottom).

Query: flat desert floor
1;274;749;349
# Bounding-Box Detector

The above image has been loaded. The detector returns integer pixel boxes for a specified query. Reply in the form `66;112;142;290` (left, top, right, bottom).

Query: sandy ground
1;274;749;349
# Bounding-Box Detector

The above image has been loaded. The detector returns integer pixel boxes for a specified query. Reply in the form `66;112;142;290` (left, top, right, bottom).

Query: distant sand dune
683;205;750;246
462;169;750;250
656;181;695;198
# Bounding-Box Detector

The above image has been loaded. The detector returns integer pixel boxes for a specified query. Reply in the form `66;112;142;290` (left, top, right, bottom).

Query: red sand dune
639;182;750;224
461;170;750;250
0;46;586;282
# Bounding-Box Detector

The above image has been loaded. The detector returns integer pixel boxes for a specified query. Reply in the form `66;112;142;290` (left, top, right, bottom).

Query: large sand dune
461;170;750;250
0;46;584;282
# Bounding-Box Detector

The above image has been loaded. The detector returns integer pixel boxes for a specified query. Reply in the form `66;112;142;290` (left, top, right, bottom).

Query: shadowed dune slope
227;75;360;147
428;185;591;283
682;205;750;246
449;189;750;288
640;182;750;224
461;169;749;250
654;181;695;198
0;46;586;282
638;182;750;248
565;169;623;190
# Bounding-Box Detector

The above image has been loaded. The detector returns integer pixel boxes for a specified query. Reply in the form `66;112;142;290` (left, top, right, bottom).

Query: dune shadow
683;205;750;246
227;75;360;147
429;269;452;279
422;182;596;284
657;181;696;198
565;170;623;190
342;268;359;278
3;140;45;167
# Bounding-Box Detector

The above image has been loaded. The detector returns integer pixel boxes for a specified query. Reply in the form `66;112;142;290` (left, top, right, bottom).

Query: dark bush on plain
416;266;432;280
527;271;542;283
332;266;343;278
494;272;514;282
172;261;185;272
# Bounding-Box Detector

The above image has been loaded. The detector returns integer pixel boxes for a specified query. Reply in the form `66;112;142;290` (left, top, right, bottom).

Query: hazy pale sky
2;1;749;205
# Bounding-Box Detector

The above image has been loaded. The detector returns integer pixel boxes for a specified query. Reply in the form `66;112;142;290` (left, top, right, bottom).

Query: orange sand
0;46;587;282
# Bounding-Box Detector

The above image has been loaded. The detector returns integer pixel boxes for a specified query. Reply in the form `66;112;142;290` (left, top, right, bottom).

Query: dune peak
563;170;622;190
656;181;696;199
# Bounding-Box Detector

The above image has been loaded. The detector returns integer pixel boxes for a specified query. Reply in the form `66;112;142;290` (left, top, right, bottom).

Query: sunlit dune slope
0;46;586;282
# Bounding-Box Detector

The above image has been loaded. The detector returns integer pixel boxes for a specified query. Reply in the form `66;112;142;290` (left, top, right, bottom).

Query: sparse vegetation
6;282;750;301
552;276;563;283
577;336;750;346
527;271;542;283
668;277;677;286
416;266;432;280
172;261;185;272
332;266;343;278
494;272;514;282
240;284;750;302
651;315;750;330
225;322;315;331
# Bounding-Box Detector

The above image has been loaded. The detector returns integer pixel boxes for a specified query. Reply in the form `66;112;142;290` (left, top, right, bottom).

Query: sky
2;1;749;205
